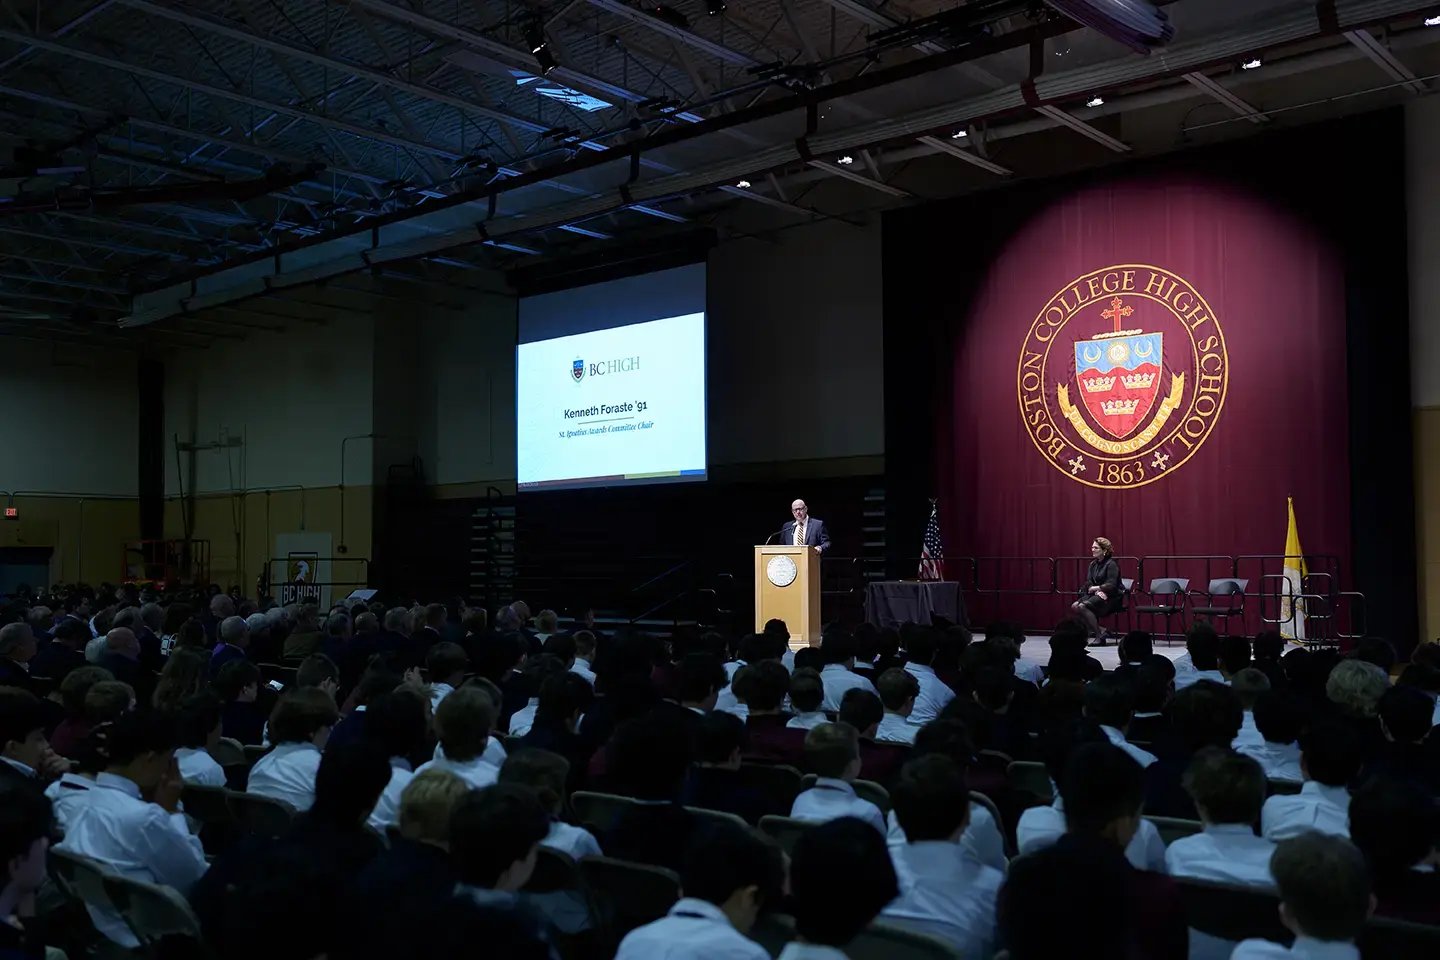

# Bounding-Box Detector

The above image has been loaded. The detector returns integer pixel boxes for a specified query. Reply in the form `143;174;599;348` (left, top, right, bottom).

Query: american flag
918;500;944;581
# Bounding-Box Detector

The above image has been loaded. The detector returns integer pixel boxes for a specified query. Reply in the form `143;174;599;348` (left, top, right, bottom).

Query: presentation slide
516;310;707;490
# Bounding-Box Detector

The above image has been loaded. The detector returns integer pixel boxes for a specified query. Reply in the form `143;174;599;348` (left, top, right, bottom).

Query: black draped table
864;580;966;629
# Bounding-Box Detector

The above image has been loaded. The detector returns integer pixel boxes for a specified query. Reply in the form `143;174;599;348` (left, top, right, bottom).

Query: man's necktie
794;521;804;546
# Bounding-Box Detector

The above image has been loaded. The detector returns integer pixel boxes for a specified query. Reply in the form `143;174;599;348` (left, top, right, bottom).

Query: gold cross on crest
1101;296;1134;334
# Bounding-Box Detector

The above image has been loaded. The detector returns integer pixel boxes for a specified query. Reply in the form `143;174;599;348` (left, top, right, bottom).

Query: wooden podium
754;545;822;648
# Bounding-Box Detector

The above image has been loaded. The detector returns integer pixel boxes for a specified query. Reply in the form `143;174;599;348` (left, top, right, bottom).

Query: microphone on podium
764;528;784;545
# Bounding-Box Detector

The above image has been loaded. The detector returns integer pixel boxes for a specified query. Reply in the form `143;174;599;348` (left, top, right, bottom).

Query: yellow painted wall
1417;407;1440;644
0;496;141;585
163;484;372;593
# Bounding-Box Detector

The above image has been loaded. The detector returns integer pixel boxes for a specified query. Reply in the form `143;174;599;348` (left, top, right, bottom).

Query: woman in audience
152;647;208;714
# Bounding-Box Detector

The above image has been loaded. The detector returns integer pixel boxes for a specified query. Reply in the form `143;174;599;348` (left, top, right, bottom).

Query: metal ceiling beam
0;270;125;295
1342;27;1428;92
0;27;466;161
584;0;761;67
1031;105;1130;153
718;184;837;220
0;223;187;260
811;0;1008;87
804;159;910;197
1181;71;1268;123
0;252;117;275
914;134;1012;175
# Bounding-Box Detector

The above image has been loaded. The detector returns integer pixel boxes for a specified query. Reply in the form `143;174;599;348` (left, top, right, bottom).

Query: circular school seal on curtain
1016;264;1228;489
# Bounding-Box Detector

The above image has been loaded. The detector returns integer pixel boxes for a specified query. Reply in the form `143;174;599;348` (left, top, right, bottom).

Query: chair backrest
571;790;640;835
228;792;297;838
852;778;890;814
1006;760;1054;805
49;848;115;909
684;806;751;831
210;737;246;766
1359;915;1440;957
525;846;584;895
1174;876;1287;943
1149;578;1190;596
737;763;803;809
758;815;816;856
577;856;680;938
1144;814;1204;847
1207;578;1249;596
180;784;236;827
847;919;964;960
968;790;1007;852
102;873;203;946
1121;578;1136;593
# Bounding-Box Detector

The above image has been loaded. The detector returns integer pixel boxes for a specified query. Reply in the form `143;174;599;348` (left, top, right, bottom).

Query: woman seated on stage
1072;537;1122;647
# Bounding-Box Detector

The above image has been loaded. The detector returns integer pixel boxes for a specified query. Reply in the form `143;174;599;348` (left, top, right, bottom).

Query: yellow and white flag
1280;497;1306;642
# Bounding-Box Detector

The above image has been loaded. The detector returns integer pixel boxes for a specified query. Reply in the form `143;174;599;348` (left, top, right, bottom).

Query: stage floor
1019;635;1190;669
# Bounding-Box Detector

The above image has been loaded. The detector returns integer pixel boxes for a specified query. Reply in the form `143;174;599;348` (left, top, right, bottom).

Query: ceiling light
526;23;557;74
836;155;854;165
1086;95;1104;107
1241;58;1262;70
1426;14;1440;26
950;129;968;139
706;0;727;14
736;179;751;188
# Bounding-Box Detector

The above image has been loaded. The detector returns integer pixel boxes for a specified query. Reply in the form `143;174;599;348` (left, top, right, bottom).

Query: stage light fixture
736;179;751;188
1426;13;1440;26
707;0;727;15
1241;57;1262;70
527;22;557;74
836;155;855;165
950;129;968;139
1086;95;1104;107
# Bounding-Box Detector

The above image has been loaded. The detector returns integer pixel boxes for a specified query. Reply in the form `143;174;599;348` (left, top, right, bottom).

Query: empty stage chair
102;873;203;951
1191;578;1249;631
570;791;640;835
1145;815;1203;847
758;815;816;856
1134;578;1189;644
1006;761;1053;806
577;856;680;940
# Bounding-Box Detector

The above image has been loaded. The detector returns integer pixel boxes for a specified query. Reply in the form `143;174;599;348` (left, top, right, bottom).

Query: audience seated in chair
818;632;878;712
789;722;885;834
425;641;469;714
885;719;1006;871
1325;659;1390;759
838;688;908;785
1015;719;1165;871
1236;691;1305;782
1113;630;1154;682
0;783;53;959
1219;634;1253;682
415;685;501;790
499;748;602;861
1362;685;1437;794
783;817;899;960
172;691;227;787
1230;667;1272;751
247;686;339;812
873;668;920;745
1003;742;1186;960
742;661;805;765
1146;679;1243;819
898;627;954;724
944;663;1032;761
683;710;781;825
1346;775;1440;926
1229;832;1373;960
984;621;1045;686
615;820;783;960
0;690;66;791
1174;625;1226;690
602;713;699;871
327;664;402;755
55;711;208;947
1127;656;1175;745
785;668;828;731
1083;672;1158;768
214;659;265;747
1261;721;1361;841
1164;747;1276;886
881;754;1002;958
47;664;113;760
517;670;596;791
363;687;429;832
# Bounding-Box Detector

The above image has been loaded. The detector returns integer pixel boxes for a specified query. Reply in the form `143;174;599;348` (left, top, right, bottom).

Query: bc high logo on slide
572;358;586;382
1016;264;1228;489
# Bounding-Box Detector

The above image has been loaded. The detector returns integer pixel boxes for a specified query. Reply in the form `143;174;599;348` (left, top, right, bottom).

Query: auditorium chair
226;792;296;839
577;856;680;940
758;815;816;856
1144;814;1203;847
209;737;246;766
1190;578;1249;632
969;790;1010;856
49;848;115;912
1100;578;1136;635
1133;578;1189;644
1359;915;1440;957
683;806;751;831
751;914;962;960
737;762;803;809
1005;760;1053;806
102;872;204;952
571;790;640;835
1174;876;1288;944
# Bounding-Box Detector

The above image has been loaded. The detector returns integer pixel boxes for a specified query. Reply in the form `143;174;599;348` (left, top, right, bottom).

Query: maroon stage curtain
939;176;1350;613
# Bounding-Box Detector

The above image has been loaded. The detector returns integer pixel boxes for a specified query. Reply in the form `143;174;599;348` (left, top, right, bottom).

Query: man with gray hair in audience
211;616;251;678
97;628;154;708
26;605;52;643
0;622;38;691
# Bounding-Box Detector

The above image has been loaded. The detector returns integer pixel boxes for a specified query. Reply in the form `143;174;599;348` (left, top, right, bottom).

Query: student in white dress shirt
784;816;899;960
364;687;429;832
899;629;955;724
884;719;1007;872
817;633;878;712
498;748;602;861
55;712;209;947
425;641;468;714
1230;668;1273;752
172;692;227;787
1015;720;1166;871
789;723;886;834
415;685;501;789
1262;722;1362;842
985;624;1045;686
508;656;568;737
246;687;339;812
1229;833;1372;960
1235;691;1305;782
448;783;555;948
615;821;782;960
873;669;920;745
881;755;1002;959
1164;748;1277;886
786;668;829;731
1174;626;1228;691
1082;672;1158;768
570;630;598;686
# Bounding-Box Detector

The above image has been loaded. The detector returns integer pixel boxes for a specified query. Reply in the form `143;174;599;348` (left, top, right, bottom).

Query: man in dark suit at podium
779;500;832;553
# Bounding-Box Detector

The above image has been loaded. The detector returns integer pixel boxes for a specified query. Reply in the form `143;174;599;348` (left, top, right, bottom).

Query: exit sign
3;507;17;519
